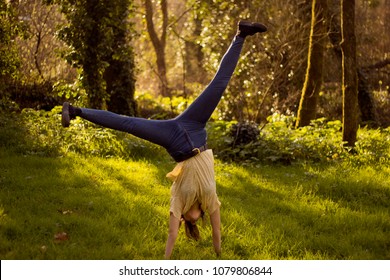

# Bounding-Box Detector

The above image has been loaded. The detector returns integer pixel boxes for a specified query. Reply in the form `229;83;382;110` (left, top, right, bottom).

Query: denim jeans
79;36;245;161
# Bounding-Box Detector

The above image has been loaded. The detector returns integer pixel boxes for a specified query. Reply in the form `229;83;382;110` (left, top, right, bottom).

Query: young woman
62;20;267;259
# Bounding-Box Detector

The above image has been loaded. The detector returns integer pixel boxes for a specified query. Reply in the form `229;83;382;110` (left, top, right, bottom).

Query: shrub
1;107;388;166
353;126;390;165
229;121;260;146
208;113;389;166
0;107;167;161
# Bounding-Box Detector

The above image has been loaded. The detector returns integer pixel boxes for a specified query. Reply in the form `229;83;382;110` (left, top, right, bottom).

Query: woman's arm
210;207;221;257
165;212;181;259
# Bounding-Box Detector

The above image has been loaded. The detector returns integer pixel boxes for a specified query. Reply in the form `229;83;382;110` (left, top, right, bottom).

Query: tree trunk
357;69;377;127
105;58;137;116
296;0;327;127
84;0;106;109
104;1;137;116
144;0;170;97
184;17;207;83
327;5;378;127
341;0;359;146
272;0;311;114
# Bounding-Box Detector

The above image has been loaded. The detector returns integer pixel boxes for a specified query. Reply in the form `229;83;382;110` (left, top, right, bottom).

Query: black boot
62;102;81;127
237;20;268;38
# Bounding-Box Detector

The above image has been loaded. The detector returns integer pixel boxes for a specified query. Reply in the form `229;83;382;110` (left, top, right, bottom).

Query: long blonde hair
182;210;205;241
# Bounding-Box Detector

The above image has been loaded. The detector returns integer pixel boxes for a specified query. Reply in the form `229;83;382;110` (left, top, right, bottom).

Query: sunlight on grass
214;161;390;260
0;149;389;259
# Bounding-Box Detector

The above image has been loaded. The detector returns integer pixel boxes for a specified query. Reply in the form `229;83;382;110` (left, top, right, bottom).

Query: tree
15;0;73;83
47;0;137;115
0;0;21;95
295;0;328;127
144;0;170;97
327;2;379;127
340;0;359;146
103;1;137;116
191;0;273;122
270;0;311;115
130;0;388;124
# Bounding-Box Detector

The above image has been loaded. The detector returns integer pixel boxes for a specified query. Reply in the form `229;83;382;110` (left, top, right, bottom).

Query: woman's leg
63;103;200;160
78;108;176;148
176;21;267;125
176;36;245;124
62;36;246;153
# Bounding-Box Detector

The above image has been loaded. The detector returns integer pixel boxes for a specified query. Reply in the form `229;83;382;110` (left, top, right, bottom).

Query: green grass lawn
1;147;389;260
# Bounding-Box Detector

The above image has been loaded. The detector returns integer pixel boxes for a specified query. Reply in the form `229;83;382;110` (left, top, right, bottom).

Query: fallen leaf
58;209;73;215
54;232;69;242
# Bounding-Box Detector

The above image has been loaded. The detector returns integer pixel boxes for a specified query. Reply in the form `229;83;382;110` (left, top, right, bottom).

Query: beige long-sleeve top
166;149;221;219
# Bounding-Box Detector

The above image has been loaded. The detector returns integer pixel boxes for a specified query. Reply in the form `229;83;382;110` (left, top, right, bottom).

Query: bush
0;107;167;161
1;108;389;166
208;113;389;166
353;126;390;165
229;121;260;146
6;82;61;111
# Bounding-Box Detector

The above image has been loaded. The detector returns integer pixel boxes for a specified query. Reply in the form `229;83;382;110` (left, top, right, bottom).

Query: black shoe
62;102;71;127
237;20;268;37
62;102;78;127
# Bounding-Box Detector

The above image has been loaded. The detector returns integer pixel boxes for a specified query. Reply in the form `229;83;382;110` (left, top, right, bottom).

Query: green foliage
0;107;167;161
1;106;388;167
229;121;261;146
52;80;86;101
135;91;195;119
197;3;271;122
208;113;390;165
4;81;61;111
192;0;305;123
354;126;390;165
46;0;136;114
2;79;85;112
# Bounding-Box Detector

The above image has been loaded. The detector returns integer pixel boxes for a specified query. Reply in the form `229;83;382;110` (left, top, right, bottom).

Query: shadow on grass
0;150;174;260
216;163;390;259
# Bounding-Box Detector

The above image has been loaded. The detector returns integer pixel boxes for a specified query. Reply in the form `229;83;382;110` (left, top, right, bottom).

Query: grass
1;147;389;260
0;107;389;259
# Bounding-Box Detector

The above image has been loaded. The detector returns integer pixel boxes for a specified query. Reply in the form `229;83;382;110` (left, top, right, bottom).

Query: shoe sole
239;20;268;33
62;102;70;127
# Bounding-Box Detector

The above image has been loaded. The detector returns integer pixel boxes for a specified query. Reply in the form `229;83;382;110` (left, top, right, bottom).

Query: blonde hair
182;210;205;241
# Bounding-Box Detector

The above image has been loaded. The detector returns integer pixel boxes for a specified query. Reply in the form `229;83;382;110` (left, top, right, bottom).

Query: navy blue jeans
79;36;245;162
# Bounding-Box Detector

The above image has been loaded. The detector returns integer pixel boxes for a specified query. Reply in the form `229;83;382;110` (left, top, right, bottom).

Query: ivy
45;0;136;115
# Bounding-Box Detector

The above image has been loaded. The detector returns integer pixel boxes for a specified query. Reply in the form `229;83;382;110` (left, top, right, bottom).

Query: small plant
230;121;260;147
353;126;390;165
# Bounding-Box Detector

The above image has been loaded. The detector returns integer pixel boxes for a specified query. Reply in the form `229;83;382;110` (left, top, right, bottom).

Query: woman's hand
210;207;221;256
164;212;181;259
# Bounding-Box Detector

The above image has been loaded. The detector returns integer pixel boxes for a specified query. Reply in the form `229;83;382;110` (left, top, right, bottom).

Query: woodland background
1;0;389;131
